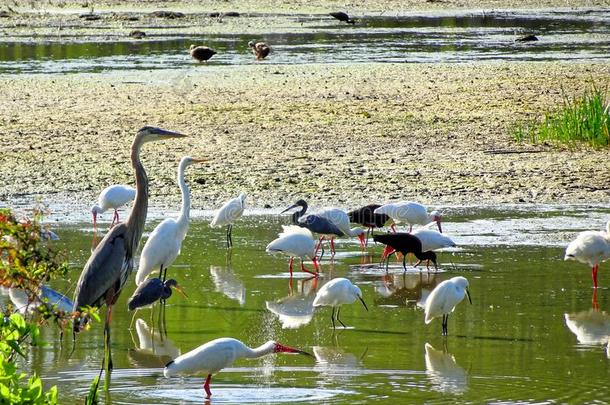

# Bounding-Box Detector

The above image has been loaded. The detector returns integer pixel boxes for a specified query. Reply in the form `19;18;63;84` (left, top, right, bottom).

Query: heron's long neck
126;136;147;256
243;342;275;359
176;164;191;232
292;203;307;224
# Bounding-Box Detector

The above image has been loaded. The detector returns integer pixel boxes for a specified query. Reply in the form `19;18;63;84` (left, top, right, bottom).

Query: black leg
402;254;407;272
331;307;336;329
226;224;233;248
336;307;347;328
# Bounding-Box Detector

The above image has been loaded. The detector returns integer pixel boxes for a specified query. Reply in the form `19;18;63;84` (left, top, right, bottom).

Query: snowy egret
424;276;471;335
163;338;311;398
266;225;320;276
190;45;216;62
248;41;271;60
374;202;442;233
210;192;246;248
91;184;135;230
135;157;205;285
313;277;368;329
564;221;610;288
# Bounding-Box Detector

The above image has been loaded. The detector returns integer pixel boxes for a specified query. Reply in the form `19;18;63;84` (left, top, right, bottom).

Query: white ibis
91;184;135;230
210;192;246;248
564;221;610;288
424;276;471;335
317;207;366;249
266;225;320;277
374;202;442;233
248;41;271;60
313;277;368;328
373;233;438;271
134;157;205;285
190;45;216;62
412;229;456;268
163;337;311;399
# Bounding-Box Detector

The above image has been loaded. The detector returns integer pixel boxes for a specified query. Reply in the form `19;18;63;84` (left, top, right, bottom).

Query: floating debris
150;10;185;19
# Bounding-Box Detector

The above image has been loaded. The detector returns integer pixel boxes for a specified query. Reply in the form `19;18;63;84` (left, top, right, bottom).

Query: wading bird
375;202;442;233
313;277;368;329
329;11;355;24
73;127;185;382
163;338;311;398
127;278;187;311
565;221;610;289
424;276;471;336
412;229;456;268
135;157;205;285
317;207;366;249
210;192;246;248
190;45;217;62
248;40;271;60
266;225;320;277
373;233;438;271
348;204;391;244
91;184;136;230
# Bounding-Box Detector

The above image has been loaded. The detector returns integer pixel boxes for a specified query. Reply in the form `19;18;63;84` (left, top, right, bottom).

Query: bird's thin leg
330;238;336;257
414;259;422;269
442;314;448;336
402;254;407;272
161;300;168;338
391;224;397;233
592;289;600;310
129;308;139;329
592;264;599;289
204;374;213;399
288;257;294;278
301;261;317;276
331;307;336;329
336;307;347;328
365;227;371;247
409;225;413;233
158;264;164;280
226;224;233;248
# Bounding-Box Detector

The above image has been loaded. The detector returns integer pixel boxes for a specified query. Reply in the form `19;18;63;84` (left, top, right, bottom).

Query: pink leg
330;238;336;257
592;264;599;289
301;260;318;276
312;258;320;273
314;236;324;253
592;288;599;310
289;257;294;278
204;374;212;398
391;224;397;233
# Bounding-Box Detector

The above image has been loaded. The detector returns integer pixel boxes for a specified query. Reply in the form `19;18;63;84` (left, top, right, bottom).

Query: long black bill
358;296;369;311
466;288;472;304
280;204;298;214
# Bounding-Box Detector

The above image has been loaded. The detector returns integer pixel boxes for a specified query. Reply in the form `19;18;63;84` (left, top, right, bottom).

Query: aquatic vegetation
514;85;610;148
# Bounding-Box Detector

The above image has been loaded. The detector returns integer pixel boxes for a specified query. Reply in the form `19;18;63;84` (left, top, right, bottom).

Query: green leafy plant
513;85;610;148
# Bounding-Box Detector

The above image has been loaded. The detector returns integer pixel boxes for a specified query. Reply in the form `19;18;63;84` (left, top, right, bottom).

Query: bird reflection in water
374;271;439;308
565;290;610;357
424;342;468;394
210;264;246;306
313;345;366;384
128;318;180;368
266;276;318;329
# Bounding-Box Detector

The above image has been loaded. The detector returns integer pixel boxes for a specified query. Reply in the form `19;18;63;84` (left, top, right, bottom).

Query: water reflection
313;345;365;384
374;272;439;308
265;277;318;329
128;318;180;368
564;309;610;346
424;342;468;394
210;264;246;306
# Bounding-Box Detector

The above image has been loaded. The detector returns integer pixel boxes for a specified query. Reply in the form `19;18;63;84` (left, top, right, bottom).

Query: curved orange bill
173;285;188;299
274;343;313;357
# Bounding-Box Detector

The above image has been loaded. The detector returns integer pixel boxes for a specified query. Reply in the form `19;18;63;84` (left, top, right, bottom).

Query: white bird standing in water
266;225;320;277
313;277;368;329
163;337;311;399
317;208;367;249
375;201;442;233
565;221;610;289
91;184;136;230
135;157;206;285
210;193;246;248
424;276;471;336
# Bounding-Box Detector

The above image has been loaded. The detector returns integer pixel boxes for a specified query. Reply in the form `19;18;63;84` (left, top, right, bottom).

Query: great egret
564;221;610;288
190;45;216;62
91;184;136;230
210;192;246;248
134;156;205;285
313;277;368;329
424;276;472;335
72;127;185;383
163;337;311;398
248;41;271;60
375;202;442;233
266;225;320;276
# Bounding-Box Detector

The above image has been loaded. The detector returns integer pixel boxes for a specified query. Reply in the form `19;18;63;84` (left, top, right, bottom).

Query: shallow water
0;9;609;73
4;205;610;403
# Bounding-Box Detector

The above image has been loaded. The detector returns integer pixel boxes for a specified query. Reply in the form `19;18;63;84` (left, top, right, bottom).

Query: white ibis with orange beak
266;225;321;277
374;202;442;233
565;221;610;289
163;337;311;399
91;184;135;230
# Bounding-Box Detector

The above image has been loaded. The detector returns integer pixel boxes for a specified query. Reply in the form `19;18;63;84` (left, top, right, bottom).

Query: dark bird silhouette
515;34;538;42
373;233;438;271
129;30;146;39
329;11;355;24
282;199;344;256
72;126;185;389
248;41;271;60
348;204;390;244
128;278;186;311
190;45;217;62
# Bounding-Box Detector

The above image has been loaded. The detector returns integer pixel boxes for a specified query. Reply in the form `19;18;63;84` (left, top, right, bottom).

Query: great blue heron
189;45;216;62
72;126;185;384
210;193;246;248
134;156;206;286
248;41;270;60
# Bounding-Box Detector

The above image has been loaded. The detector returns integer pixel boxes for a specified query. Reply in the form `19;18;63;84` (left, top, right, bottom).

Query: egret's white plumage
163;337;308;398
313;277;368;328
210;193;246;247
317;208;366;247
374;201;442;233
266;225;319;276
135;157;204;285
424;276;471;335
91;184;136;227
412;229;456;252
564;221;610;288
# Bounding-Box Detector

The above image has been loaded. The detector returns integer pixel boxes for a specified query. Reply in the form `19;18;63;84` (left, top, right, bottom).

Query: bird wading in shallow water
163;338;311;399
210;192;246;248
348;204;391;245
375;202;442;233
134;156;206;285
424;276;472;336
266;225;321;277
190;44;216;62
373;233;438;271
91;184;136;230
565;221;610;288
72;126;185;392
248;40;271;60
313;277;368;329
329;11;355;24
